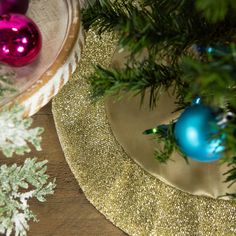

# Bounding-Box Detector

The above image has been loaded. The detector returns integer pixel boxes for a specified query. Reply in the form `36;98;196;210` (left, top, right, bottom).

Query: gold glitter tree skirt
52;30;236;235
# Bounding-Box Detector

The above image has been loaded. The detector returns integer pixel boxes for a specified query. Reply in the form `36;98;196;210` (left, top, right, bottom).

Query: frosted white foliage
0;105;44;158
0;158;56;236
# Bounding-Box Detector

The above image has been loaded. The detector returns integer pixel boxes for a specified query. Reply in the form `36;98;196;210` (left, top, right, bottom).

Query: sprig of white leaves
0;158;56;236
0;105;44;158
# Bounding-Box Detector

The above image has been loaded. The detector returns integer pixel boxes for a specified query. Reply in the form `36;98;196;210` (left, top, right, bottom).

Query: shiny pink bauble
0;0;29;15
0;14;42;67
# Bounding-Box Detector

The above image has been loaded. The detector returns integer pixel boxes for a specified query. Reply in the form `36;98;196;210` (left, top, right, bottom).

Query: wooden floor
0;103;127;236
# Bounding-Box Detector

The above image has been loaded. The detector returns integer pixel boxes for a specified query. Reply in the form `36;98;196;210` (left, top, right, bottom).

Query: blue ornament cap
192;96;201;105
174;104;225;162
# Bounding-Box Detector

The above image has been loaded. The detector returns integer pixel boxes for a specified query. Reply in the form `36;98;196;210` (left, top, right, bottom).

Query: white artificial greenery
0;67;56;235
0;105;44;158
0;158;56;236
0;61;56;236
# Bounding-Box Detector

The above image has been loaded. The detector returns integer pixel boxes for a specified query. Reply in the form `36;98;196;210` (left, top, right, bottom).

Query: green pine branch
153;124;176;164
89;59;181;108
83;0;236;57
83;0;236;109
144;123;188;164
83;0;158;55
195;0;236;23
181;45;236;107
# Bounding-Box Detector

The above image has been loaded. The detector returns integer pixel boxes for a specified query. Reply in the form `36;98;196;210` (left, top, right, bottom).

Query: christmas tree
82;0;236;197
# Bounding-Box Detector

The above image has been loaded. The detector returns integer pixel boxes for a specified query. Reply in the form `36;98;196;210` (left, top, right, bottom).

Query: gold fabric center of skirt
52;29;236;235
105;82;235;199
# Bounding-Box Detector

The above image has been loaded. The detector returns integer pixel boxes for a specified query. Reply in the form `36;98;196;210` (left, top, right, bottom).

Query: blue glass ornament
174;104;225;162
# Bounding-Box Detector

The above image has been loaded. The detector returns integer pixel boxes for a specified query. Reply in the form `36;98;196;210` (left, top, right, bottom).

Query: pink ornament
0;0;29;15
0;14;42;67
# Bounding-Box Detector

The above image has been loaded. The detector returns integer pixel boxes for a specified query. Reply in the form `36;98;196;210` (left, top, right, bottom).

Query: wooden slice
0;0;83;116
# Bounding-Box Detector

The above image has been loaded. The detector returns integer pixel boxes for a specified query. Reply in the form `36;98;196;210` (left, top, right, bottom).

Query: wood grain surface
0;103;127;236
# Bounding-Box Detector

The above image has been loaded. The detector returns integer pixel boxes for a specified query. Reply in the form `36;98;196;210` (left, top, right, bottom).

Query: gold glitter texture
52;29;236;235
